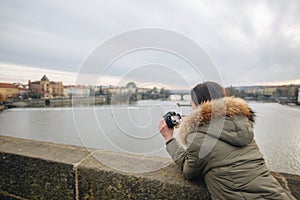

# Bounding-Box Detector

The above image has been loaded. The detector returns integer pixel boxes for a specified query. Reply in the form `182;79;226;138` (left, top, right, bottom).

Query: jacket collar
178;97;255;145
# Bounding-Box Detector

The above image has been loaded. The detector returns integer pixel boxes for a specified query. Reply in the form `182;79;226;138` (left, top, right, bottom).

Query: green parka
166;97;296;200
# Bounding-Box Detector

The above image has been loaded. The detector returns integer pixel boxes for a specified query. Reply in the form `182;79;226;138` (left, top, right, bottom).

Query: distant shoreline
1;98;298;111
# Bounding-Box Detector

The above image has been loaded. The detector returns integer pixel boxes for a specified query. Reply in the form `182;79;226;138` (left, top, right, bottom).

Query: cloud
0;0;299;87
0;62;120;86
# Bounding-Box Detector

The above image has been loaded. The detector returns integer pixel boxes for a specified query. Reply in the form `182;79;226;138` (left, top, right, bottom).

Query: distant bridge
169;90;190;100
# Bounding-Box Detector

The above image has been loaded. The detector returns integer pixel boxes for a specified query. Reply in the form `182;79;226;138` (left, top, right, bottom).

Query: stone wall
0;136;299;200
13;97;106;108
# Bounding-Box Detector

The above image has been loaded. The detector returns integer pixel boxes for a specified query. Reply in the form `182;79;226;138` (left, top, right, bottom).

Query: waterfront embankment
0;135;299;199
6;96;107;108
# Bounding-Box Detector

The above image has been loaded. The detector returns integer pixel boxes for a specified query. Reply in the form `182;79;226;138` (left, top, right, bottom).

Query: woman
158;82;296;200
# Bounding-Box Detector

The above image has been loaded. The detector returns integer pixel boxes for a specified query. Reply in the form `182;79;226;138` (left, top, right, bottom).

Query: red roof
0;83;19;89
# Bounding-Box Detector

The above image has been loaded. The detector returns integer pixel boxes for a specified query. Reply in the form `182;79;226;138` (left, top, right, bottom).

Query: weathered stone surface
274;172;300;200
0;190;21;200
77;150;210;200
0;135;91;164
0;135;90;200
0;152;75;199
78;167;209;200
0;135;299;200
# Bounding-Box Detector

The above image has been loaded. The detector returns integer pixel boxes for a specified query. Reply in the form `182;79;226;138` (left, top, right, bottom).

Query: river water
0;100;299;175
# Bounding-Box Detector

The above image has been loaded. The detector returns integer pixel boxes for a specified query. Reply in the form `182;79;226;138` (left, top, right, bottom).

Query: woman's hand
158;119;174;143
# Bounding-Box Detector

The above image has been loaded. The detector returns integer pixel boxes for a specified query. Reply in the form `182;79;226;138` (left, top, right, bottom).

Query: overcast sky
0;0;299;88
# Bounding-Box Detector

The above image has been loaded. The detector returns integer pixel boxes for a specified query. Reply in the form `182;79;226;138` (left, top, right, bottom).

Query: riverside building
28;75;64;98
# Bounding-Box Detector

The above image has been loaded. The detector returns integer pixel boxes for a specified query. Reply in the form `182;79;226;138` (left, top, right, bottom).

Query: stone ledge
77;151;209;199
0;135;299;200
0;152;76;199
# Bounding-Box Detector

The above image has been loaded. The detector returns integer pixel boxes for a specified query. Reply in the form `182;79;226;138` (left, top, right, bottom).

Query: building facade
63;85;90;98
28;75;64;98
0;83;19;103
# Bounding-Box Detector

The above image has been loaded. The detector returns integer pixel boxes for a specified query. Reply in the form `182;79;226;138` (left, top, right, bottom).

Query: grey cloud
0;0;299;86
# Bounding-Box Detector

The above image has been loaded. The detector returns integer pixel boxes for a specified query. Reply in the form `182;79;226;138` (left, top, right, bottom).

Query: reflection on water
0;100;299;174
250;102;300;175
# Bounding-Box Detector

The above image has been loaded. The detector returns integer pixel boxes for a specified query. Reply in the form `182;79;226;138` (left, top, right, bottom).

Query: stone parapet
0;135;299;199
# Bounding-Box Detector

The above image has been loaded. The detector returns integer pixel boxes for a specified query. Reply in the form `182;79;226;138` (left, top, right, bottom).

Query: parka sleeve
166;136;203;180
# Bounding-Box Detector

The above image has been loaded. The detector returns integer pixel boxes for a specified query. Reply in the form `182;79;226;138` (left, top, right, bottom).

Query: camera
163;111;182;128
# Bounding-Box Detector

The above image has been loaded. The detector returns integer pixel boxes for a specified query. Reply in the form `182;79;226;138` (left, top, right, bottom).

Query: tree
274;89;283;96
226;86;240;97
160;87;171;98
28;91;40;99
126;82;136;88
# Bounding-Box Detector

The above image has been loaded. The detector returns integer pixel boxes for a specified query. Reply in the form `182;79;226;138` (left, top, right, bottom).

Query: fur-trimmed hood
178;97;255;146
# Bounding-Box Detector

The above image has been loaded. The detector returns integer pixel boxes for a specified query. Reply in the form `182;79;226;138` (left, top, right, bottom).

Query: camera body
163;111;182;128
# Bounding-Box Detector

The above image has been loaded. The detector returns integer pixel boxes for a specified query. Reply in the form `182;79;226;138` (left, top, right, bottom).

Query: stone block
0;152;75;199
77;150;210;200
0;135;90;199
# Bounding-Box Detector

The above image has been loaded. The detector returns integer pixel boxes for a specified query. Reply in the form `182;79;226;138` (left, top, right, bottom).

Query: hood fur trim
178;97;255;145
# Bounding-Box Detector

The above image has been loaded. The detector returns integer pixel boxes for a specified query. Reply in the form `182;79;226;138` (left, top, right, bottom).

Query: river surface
0;100;299;175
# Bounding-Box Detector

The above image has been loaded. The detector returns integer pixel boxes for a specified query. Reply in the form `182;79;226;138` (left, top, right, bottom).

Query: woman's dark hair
191;81;225;106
